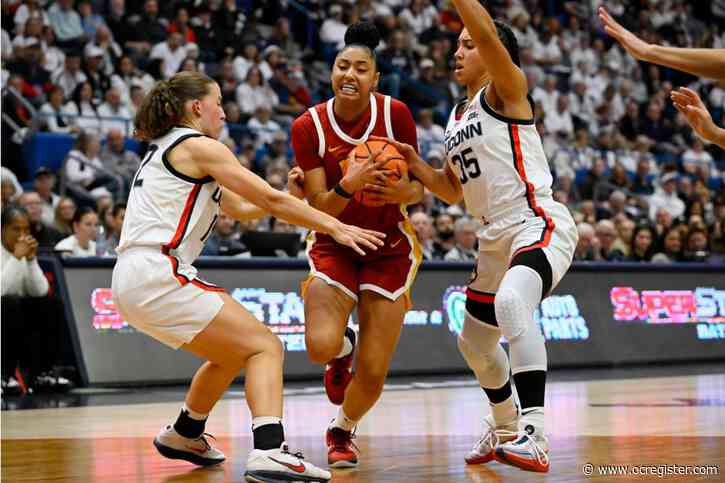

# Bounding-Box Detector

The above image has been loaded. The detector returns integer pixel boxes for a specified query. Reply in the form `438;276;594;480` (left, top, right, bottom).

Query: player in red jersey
290;22;423;467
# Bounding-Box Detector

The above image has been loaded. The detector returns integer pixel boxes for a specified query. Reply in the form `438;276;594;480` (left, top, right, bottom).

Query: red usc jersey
291;92;418;232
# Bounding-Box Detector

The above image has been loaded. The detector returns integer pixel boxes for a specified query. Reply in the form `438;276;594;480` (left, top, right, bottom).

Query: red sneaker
323;328;356;405
326;426;359;468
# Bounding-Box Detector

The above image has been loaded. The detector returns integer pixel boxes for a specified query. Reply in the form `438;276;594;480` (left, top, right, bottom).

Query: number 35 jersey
444;86;553;221
117;127;222;264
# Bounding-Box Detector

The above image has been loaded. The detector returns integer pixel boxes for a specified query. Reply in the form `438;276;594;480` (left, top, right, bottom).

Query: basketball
340;140;408;207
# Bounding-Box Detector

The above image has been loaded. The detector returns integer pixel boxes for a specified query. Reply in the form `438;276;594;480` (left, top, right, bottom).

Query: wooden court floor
3;373;724;482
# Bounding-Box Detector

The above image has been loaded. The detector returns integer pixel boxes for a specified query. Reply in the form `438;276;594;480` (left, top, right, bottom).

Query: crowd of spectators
1;0;724;264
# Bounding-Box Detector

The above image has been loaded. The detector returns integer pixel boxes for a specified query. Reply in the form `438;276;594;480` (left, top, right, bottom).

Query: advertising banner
55;259;724;385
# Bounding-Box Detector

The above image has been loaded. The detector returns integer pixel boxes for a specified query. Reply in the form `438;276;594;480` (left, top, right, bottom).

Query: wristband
334;183;353;199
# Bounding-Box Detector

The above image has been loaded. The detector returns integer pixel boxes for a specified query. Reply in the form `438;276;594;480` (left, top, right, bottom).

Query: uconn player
376;0;577;473
113;71;385;483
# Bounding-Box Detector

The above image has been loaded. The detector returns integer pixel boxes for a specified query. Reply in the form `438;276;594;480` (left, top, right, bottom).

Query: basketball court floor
2;364;724;482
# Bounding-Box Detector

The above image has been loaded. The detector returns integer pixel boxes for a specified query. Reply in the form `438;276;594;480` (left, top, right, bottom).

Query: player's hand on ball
330;222;386;256
364;168;414;205
287;166;305;199
341;149;390;192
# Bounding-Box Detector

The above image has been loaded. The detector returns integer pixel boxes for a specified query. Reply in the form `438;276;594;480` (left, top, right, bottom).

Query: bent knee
306;333;342;364
494;288;528;340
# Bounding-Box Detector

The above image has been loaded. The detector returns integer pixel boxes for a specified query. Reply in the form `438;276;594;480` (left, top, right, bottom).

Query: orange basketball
340;140;407;207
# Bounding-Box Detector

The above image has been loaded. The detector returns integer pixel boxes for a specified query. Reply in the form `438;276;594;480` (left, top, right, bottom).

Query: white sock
251;416;282;431
183;404;208;421
334;332;354;359
490;395;518;427
331;407;357;432
520;407;545;434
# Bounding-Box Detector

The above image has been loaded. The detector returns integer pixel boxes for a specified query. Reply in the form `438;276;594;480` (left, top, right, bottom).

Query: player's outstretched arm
671;87;725;148
220;167;308;222
599;7;725;80
450;0;527;102
192;137;385;255
371;136;463;205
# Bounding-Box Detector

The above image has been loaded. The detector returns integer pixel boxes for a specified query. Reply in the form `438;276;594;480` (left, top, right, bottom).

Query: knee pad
495;266;543;341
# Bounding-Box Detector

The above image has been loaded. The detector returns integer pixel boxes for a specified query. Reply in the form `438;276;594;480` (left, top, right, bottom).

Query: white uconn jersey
444;86;553;221
117;127;221;264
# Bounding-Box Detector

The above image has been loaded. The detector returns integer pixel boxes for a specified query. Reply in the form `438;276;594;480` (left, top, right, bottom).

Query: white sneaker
245;442;332;482
153;425;225;467
494;423;550;473
464;414;518;465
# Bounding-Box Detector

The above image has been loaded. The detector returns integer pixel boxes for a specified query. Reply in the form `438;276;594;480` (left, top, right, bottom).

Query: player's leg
459;251;519;465
302;239;359;405
326;291;408;468
494;206;576;473
492;247;551;473
179;292;330;481
325;229;421;467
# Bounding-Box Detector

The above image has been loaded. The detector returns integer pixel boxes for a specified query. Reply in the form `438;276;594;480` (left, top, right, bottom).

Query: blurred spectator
99;129;139;196
410;211;442;260
443;217;478;261
47;0;85;49
2;205;70;394
682;227;711;262
33;167;59;227
268;61;311;119
236;66;278;117
232;43;260;83
96;202;125;256
6;36;51;99
545;95;574;138
1;206;47;297
628;224;656;262
201;212;247;256
399;0;438;36
648;172;685;221
652;226;685;263
17;192;63;249
574;222;597;261
594;219;625;261
682;138;715;178
63;131;120;206
320;4;347;51
417;109;445;159
52;51;86;100
40;84;78;133
13;0;49;37
247;106;281;149
54;196;76;237
112;55;154;104
150;32;185;79
97;86;131;135
167;7;196;44
78;0;107;39
55;206;99;256
64;80;101;134
123;0;167;56
433;212;456;256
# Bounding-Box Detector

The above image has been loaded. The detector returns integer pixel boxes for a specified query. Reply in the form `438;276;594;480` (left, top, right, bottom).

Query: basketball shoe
324;327;356;405
493;422;550;472
153;425;226;466
326;426;359;468
464;414;518;465
244;442;331;482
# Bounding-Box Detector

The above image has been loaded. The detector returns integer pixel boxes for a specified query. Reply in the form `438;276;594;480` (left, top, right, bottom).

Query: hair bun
344;21;381;51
